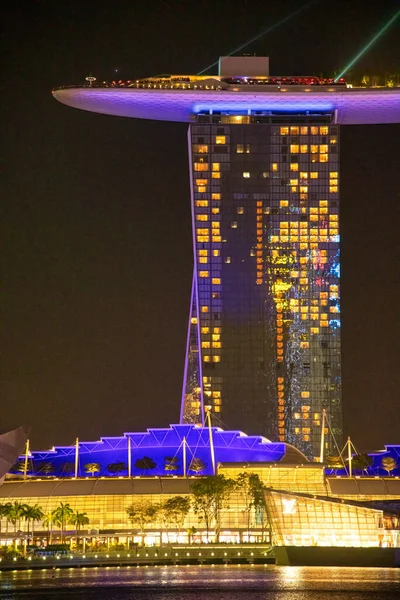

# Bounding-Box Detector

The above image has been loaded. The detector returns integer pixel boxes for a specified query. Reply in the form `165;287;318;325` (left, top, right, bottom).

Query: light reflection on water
0;565;399;600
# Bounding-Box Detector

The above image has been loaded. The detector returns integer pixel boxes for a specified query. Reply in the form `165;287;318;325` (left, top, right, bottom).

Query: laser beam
197;0;317;75
334;9;400;82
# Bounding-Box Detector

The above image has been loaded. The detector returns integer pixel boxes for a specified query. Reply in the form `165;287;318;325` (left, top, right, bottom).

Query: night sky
2;0;400;452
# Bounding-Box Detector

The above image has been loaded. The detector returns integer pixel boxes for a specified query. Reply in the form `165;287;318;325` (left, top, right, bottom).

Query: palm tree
70;511;90;545
22;504;44;542
7;502;29;535
52;502;74;542
84;463;101;477
43;512;54;545
0;503;12;538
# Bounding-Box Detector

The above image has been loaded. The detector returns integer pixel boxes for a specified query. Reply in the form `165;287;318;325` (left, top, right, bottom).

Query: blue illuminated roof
10;424;308;478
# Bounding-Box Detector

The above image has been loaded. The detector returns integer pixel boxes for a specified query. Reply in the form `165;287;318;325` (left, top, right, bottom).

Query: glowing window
300;126;308;135
199;271;209;278
236;144;244;153
201;342;210;349
212;356;221;363
243;172;250;178
196;200;208;207
320;126;329;135
301;391;310;398
203;356;210;362
201;327;209;334
212;193;221;200
237;206;244;214
215;136;226;144
212;342;221;348
201;306;209;313
300;145;308;153
310;172;318;179
310;126;318;135
212;208;220;214
293;413;301;420
197;186;207;193
330;172;338;178
231;221;238;228
191;317;197;325
319;145;328;153
197;228;209;235
199;250;208;256
212;278;221;285
212;172;221;179
212;163;220;171
310;145;318;153
213;249;220;257
271;163;278;171
290;163;299;171
193;145;208;153
320;154;328;162
196;179;208;185
194;163;209;171
280;200;288;207
196;214;208;221
290;145;299;153
290;127;299;134
280;127;289;135
199;257;208;264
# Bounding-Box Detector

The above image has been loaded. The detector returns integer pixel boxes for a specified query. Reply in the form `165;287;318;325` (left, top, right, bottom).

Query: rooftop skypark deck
53;73;400;124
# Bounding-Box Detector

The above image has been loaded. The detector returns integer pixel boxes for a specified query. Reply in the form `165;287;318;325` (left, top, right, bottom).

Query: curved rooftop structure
53;75;400;124
8;424;308;479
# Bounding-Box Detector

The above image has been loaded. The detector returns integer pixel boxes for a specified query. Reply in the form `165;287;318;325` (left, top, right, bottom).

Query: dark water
0;565;399;599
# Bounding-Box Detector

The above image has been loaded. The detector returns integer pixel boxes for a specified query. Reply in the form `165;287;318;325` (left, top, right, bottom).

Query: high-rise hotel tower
53;57;400;459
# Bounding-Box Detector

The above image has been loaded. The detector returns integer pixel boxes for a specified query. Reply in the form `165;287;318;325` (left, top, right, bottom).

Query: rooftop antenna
127;436;132;478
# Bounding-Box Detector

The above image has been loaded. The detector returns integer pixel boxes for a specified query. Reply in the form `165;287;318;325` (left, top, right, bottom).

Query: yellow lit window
243;172;250;178
197;228;209;235
320;154;328;162
212;172;221;179
212;342;221;348
212;334;220;341
194;145;208;153
191;317;197;325
201;341;210;349
194;163;209;171
212;356;221;363
280;127;289;135
201;306;209;313
300;145;308;153
212;278;221;285
320;126;329;135
212;163;220;171
319;145;328;153
294;413;301;420
301;391;310;398
311;327;319;334
310;145;318;153
294;427;301;434
311;126;318;135
236;144;244;153
320;200;328;207
213;249;220;257
330;186;338;193
196;200;208;207
213;327;221;334
300;126;308;135
237;206;244;214
197;186;207;193
290;126;299;135
310;172;318;179
212;208;220;214
201;327;209;334
199;249;208;257
300;172;308;179
330;172;338;178
196;179;208;185
203;356;210;362
212;221;220;229
197;236;209;243
290;145;299;153
290;163;299;171
271;163;278;171
199;257;208;264
215;136;226;144
196;214;208;221
212;193;221;200
290;179;298;186
280;200;289;207
199;271;209;278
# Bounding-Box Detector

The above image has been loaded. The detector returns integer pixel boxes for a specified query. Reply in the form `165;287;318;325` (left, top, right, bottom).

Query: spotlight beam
197;0;318;75
334;9;400;82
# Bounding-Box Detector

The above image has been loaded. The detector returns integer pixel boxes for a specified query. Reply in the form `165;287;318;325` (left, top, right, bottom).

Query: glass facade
181;116;342;460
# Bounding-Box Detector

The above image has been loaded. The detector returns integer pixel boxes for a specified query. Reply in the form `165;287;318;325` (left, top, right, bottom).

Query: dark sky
2;0;400;452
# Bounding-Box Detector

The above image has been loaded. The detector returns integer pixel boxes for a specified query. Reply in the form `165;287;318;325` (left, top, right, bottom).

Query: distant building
53;57;400;459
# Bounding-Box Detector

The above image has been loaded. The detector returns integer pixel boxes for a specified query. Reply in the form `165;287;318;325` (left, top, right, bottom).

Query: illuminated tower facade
53;55;399;461
181;113;342;459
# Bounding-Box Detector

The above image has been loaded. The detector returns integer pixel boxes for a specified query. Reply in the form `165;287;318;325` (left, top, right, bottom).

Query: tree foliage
163;496;191;531
190;475;235;541
106;462;127;475
188;457;206;474
84;463;101;476
351;454;373;472
134;457;157;472
164;456;179;472
382;457;397;475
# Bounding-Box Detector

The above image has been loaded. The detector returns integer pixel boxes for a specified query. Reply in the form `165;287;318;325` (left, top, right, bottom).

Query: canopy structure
53;84;400;124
